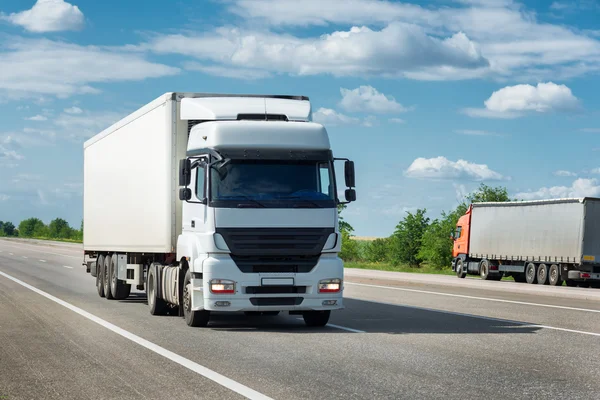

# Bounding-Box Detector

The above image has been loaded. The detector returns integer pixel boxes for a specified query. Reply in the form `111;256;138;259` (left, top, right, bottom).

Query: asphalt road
1;239;599;400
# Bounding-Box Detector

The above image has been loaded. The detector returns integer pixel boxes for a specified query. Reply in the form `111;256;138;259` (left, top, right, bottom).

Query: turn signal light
319;278;341;293
210;279;235;294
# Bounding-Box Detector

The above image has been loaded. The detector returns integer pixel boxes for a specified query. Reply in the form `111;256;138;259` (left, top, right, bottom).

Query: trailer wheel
525;263;538;284
103;255;114;300
96;254;105;298
110;254;131;300
456;259;467;279
537;264;549;285
147;263;167;315
183;269;210;327
479;260;491;280
548;264;562;286
303;310;331;327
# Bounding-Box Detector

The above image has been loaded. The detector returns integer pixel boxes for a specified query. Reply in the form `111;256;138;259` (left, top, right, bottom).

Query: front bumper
191;254;345;312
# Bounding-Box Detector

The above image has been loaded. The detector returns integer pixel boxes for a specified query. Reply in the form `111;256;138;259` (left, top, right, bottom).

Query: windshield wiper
232;196;266;208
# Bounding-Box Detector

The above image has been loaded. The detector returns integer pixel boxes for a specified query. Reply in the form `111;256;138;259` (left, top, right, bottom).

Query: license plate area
261;278;294;286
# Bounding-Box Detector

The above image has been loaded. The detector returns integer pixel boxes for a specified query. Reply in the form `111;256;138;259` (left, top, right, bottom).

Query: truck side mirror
179;188;192;201
179;159;191;187
345;189;356;202
344;160;355;188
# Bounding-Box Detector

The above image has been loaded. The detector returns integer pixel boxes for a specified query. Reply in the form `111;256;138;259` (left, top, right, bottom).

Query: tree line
0;217;83;242
338;184;512;269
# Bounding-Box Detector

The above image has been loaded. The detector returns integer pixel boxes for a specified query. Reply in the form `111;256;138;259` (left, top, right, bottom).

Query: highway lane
1;239;599;400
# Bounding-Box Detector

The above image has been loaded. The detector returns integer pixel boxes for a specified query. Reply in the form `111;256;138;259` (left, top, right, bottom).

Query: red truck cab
452;205;471;258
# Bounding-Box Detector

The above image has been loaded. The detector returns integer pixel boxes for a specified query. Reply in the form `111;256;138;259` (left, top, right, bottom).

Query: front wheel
456;259;467;279
303;310;330;327
183;269;210;327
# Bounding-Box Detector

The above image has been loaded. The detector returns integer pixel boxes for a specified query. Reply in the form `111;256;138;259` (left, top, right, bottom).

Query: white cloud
183;62;271;80
25;115;48;121
389;118;405;124
590;168;600;174
2;0;85;33
224;0;600;81
0;194;9;201
147;24;489;80
454;129;500;136
312;108;359;126
64;107;83;114
405;156;506;181
515;178;600;200
0;144;24;163
0;37;180;98
339;86;409;114
554;170;577;177
464;82;580;118
381;205;418;216
12;173;43;184
581;128;600;133
53;109;125;140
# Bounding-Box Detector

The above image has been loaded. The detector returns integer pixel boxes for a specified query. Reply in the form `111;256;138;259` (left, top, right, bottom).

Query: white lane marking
0;242;80;259
346;282;600;314
39;260;46;263
63;266;73;269
295;318;364;333
0;270;273;400
9;253;13;255
346;297;600;338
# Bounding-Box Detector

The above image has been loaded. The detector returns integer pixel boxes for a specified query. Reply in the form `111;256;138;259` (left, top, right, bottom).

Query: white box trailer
83;92;357;327
452;198;600;287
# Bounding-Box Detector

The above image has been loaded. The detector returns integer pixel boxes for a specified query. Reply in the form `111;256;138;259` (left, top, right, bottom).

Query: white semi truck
82;92;356;327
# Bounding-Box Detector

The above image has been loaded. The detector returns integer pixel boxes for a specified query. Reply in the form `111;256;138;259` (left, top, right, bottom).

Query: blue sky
1;0;600;237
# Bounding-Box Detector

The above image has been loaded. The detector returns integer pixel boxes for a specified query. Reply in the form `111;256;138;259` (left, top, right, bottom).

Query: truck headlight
210;279;235;294
318;278;342;293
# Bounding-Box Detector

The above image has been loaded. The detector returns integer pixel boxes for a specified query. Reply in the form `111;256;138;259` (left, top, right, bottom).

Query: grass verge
344;261;455;276
0;236;83;244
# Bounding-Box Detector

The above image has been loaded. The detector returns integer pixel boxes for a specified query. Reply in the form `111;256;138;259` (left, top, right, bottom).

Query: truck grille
217;227;334;273
250;297;304;306
216;227;334;256
245;286;307;294
230;254;320;273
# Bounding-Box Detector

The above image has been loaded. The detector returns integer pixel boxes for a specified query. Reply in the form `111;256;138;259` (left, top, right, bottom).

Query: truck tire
525;263;538;284
183;269;210;327
303;310;331;327
103;255;114;300
537;264;549;285
456;259;467;278
109;254;131;300
479;260;491;280
96;254;105;298
147;263;167;315
548;264;563;286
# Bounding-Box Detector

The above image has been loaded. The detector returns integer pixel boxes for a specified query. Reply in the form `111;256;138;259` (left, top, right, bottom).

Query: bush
364;238;390;263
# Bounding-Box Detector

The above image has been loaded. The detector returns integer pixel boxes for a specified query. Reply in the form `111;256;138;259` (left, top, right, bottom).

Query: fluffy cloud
339;86;409;114
0;194;9;201
148;24;489;80
389;118;405;124
405;156;506;181
312;108;359;126
64;107;83;114
554;170;577;177
183;62;271;80
2;0;85;33
0;37;179;98
464;82;580;118
25;115;48;121
53;109;125;140
224;0;600;81
515;178;600;200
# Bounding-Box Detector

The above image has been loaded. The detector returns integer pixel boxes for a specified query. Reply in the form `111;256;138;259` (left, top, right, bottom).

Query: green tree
1;221;16;236
364;237;390;263
389;209;430;267
338;204;361;261
419;184;512;269
19;218;46;237
48;218;72;239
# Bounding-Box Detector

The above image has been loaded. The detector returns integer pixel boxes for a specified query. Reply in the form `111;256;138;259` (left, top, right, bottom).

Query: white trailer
83;92;357;327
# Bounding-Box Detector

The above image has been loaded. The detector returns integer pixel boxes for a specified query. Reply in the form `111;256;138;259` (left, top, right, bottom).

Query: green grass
344;261;455;276
1;236;83;244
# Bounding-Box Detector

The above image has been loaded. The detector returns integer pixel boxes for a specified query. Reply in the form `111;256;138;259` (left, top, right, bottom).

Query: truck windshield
209;159;336;208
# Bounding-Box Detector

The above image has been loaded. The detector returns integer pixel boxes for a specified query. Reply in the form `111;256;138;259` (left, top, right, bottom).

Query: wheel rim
527;265;534;280
148;274;155;307
183;283;191;312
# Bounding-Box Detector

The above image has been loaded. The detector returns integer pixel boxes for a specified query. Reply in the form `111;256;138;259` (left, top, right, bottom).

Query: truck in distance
82;92;357;327
451;198;600;288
